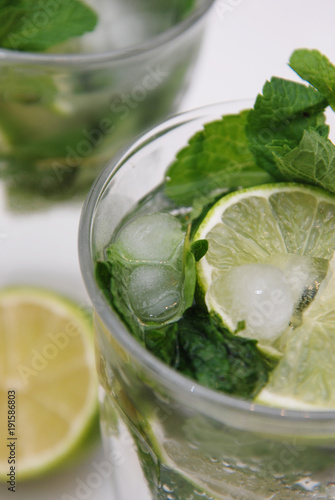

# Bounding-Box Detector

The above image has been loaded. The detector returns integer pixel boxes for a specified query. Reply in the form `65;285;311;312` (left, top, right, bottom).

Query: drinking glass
0;0;214;210
79;101;335;500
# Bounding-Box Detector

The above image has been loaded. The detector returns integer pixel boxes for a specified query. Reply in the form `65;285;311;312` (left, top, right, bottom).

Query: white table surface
1;0;335;498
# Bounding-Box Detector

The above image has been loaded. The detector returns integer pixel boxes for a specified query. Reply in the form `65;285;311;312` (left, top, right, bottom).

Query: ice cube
115;212;185;263
128;265;182;323
209;263;295;343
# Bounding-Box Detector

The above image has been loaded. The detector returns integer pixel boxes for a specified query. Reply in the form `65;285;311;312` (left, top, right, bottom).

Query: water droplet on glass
294;477;320;491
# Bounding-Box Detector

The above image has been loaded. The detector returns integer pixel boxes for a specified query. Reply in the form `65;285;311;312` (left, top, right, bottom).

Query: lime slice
194;183;335;408
0;287;98;481
194;183;335;351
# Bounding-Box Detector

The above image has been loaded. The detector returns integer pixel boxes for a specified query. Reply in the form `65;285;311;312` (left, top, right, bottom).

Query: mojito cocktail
79;49;335;499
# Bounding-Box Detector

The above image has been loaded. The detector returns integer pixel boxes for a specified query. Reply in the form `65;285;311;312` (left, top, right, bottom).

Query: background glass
0;0;214;211
79;101;335;500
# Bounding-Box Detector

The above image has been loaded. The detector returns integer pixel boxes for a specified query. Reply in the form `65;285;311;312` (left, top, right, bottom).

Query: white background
2;0;335;498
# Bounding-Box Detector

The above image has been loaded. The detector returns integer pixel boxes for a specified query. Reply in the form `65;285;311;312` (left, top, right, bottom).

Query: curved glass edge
0;0;215;66
78;100;335;429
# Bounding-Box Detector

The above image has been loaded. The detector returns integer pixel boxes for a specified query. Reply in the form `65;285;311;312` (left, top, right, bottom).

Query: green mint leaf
175;308;271;398
0;0;98;52
96;263;142;343
176;0;196;20
246;77;328;179
145;324;179;366
272;129;335;194
95;260;112;295
95;259;145;344
289;49;335;110
182;225;196;309
165;110;273;207
190;239;208;261
183;250;196;310
141;306;272;398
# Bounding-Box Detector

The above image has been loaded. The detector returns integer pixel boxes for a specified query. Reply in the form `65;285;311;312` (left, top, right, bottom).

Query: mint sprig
0;0;98;52
165;110;273;207
164;52;335;210
246;77;328;178
244;49;335;195
271;129;335;191
289;49;335;111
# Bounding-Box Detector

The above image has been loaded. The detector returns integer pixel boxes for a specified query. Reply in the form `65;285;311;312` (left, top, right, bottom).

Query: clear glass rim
78;100;335;424
0;0;215;66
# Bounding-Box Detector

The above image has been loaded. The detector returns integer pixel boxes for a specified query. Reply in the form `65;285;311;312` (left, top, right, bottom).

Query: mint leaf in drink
96;257;180;362
139;306;271;398
190;239;208;261
95;261;113;301
0;0;98;52
165;110;273;207
145;324;179;366
175;308;271;398
174;0;196;21
289;49;335;110
271;129;335;193
183;248;197;311
97;258;146;343
246;77;328;178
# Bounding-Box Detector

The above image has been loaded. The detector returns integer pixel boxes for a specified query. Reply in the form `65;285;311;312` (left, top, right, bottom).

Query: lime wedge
256;254;335;409
0;287;98;481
